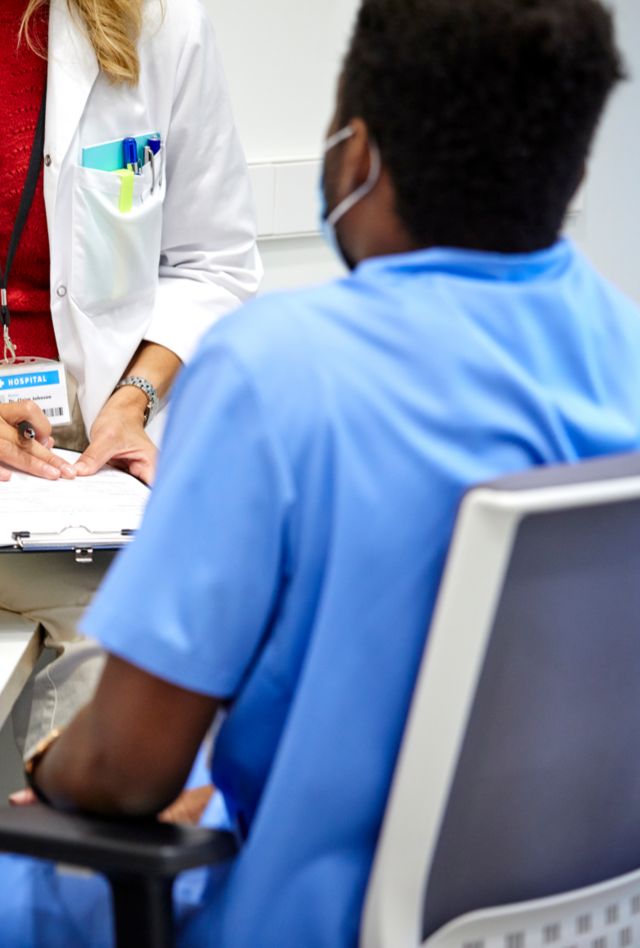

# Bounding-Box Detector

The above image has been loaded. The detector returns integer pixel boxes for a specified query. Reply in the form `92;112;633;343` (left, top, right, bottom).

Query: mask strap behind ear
326;142;382;229
324;126;355;153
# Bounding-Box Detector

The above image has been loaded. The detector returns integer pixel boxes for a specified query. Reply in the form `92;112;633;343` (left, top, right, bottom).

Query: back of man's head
340;0;625;253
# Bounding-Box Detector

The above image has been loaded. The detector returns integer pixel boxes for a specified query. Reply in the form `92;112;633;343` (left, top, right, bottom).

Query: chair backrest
360;453;640;948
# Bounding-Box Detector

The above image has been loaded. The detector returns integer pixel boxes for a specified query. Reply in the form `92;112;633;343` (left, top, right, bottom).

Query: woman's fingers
74;442;109;477
0;400;52;444
0;405;75;480
0;439;71;480
75;423;157;483
127;456;155;486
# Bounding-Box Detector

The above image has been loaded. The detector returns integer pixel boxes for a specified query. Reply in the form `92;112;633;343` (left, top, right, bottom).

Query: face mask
319;126;382;264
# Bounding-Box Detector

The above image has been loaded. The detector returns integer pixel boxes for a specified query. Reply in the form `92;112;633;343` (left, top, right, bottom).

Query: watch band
114;375;159;425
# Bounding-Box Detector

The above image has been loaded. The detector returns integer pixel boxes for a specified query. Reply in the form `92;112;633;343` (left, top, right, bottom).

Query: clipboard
0;449;149;564
7;526;138;563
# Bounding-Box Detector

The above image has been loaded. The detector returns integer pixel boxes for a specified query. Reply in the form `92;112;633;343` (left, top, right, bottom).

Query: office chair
361;450;640;947
0;452;639;948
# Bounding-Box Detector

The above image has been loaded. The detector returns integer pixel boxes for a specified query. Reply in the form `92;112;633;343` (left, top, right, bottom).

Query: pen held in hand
17;421;36;441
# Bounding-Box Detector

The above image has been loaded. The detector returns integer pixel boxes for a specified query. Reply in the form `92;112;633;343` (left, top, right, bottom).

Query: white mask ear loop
324;126;356;152
325;134;382;229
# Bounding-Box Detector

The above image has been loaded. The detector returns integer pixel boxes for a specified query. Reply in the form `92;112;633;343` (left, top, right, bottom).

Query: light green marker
117;169;134;214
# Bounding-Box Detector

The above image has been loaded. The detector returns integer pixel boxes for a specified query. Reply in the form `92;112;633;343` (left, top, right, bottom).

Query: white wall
208;0;358;161
206;0;640;302
206;0;354;292
575;0;640;302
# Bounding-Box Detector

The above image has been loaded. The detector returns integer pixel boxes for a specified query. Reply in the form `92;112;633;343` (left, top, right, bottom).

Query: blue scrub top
84;240;640;947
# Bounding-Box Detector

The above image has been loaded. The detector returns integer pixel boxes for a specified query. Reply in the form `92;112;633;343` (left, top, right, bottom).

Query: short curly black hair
340;0;625;252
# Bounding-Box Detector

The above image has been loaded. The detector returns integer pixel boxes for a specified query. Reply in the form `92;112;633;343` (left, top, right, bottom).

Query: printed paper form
0;449;150;548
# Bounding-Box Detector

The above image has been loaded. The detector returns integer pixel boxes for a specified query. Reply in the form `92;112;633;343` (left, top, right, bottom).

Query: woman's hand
0;401;76;481
74;386;158;485
73;341;182;485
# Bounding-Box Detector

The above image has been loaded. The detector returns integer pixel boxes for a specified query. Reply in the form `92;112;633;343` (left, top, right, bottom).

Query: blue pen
145;134;162;156
145;134;163;190
122;137;139;174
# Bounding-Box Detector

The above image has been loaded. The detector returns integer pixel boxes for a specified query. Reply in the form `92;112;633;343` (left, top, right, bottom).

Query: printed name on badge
0;359;71;426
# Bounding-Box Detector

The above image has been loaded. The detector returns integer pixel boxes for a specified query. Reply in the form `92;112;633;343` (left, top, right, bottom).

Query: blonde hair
21;0;145;85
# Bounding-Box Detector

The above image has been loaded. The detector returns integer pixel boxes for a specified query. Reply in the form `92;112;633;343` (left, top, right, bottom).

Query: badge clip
1;291;16;365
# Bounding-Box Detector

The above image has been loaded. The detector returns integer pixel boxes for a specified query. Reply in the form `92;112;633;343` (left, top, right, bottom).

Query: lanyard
0;83;47;362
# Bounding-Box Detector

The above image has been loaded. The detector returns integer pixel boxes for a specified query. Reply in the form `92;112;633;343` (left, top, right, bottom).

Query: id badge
0;358;71;426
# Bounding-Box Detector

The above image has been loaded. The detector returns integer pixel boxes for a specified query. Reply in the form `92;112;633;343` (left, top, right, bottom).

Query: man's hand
9;784;216;824
8;788;37;807
159;785;215;825
34;656;219;817
0;401;76;481
74;386;158;485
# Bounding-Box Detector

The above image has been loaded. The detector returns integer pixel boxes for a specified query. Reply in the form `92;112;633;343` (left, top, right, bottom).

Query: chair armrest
0;805;238;879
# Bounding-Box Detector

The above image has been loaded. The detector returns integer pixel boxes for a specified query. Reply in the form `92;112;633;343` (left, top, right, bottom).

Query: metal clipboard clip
12;526;137;563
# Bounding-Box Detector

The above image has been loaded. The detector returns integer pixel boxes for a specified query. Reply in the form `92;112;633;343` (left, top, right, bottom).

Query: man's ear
334;117;375;200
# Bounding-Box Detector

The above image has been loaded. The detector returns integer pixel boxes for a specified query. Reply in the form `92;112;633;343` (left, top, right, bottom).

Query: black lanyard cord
0;82;47;329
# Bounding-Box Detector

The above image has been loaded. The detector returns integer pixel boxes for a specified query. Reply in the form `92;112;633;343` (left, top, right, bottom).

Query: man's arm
33;655;220;817
33;334;292;816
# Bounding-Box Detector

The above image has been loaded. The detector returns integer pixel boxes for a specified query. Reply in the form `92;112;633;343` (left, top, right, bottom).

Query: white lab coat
43;0;261;440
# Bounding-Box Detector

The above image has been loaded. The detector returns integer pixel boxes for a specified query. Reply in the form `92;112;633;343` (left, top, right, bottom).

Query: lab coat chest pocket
70;156;165;316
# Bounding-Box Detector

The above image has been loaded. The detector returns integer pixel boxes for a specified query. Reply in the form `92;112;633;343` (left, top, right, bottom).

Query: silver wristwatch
114;375;159;426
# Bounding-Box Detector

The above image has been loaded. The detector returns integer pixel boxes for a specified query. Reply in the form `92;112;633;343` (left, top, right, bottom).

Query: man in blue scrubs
2;0;639;945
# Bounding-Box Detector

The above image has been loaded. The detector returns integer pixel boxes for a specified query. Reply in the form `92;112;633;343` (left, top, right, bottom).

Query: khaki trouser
8;552;114;758
7;378;111;759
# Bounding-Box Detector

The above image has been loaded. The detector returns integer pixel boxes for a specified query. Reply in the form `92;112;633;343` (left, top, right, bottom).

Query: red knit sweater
0;0;58;361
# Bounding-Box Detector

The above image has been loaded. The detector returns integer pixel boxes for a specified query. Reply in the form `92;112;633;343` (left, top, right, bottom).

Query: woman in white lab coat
0;0;261;758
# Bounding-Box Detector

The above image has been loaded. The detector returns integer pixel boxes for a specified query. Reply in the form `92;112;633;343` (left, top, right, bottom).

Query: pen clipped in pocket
81;132;162;172
82;132;164;214
71;147;166;315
